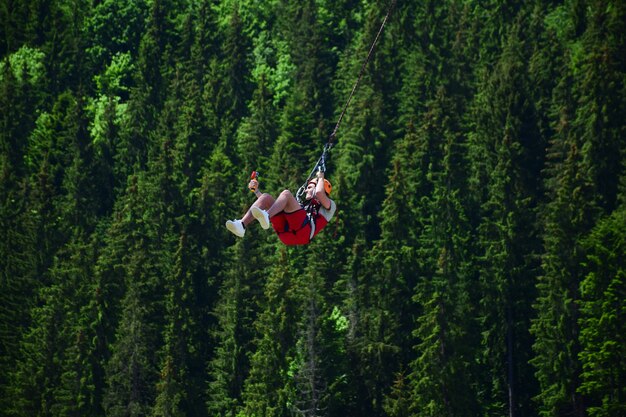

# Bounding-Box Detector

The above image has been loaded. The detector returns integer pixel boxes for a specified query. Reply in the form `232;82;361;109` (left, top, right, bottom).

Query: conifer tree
9;83;112;415
197;142;240;279
84;0;149;75
324;3;400;414
268;86;318;189
0;194;37;414
361;9;457;403
189;0;217;78
102;173;169;417
1;146;39;412
289;234;350;417
115;85;152;180
236;75;278;177
408;86;479;417
383;372;411;417
469;19;543;416
132;0;180;128
331;0;397;245
0;54;43;412
101;91;185;412
9;151;104;417
239;248;299;417
0;55;46;350
345;122;430;417
291;281;326;417
153;230;204;417
578;206;626;417
90;177;151;415
78;230;123;417
40;0;90;95
219;4;252;129
203;2;252;154
155;65;219;417
206;239;264;417
1;47;46;174
9;283;66;416
90;86;120;200
532;131;593;417
48;237;102;417
531;1;626;415
104;280;159;417
47;94;112;417
0;0;31;55
279;0;334;120
173;68;212;198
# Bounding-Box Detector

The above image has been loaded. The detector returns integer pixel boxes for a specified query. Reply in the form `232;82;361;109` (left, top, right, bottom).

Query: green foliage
153;230;205;417
104;281;159;417
236;75;278;175
531;1;626;415
470;18;543;416
578;207;626;417
206;235;267;417
239;249;298;417
85;0;149;71
0;46;46;84
409;88;479;417
0;201;37;415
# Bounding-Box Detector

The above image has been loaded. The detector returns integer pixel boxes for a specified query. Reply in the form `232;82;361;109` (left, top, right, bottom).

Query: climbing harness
296;0;397;203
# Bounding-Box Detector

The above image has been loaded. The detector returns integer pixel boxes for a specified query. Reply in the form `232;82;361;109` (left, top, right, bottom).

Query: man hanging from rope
225;169;336;245
225;0;396;245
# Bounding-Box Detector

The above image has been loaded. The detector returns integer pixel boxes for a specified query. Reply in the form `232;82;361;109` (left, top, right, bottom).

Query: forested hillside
1;0;625;416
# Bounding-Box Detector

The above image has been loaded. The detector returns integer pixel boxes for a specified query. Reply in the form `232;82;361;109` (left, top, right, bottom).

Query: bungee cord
296;0;397;203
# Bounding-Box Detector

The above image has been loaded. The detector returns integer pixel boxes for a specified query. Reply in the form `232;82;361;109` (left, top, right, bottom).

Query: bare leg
242;193;275;226
267;190;301;217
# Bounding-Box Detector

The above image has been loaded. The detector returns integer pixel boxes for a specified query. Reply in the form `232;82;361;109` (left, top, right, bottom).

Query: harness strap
304;200;319;241
308;214;316;241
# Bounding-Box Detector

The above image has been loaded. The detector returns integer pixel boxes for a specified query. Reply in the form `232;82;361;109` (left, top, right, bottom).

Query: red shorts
270;209;311;245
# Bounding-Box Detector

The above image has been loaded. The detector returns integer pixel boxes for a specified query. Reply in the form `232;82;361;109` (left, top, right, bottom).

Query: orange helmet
308;178;332;195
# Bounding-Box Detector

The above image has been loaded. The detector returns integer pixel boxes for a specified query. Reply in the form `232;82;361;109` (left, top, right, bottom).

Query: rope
326;0;397;148
296;0;397;202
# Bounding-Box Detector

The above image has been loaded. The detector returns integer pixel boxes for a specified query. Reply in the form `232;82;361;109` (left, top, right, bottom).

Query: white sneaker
251;206;270;229
225;219;245;237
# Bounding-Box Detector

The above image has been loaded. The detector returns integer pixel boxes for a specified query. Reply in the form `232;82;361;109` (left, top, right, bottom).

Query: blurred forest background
1;0;625;416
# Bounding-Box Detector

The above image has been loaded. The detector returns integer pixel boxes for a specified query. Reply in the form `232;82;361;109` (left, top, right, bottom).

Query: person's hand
248;179;259;192
316;169;324;179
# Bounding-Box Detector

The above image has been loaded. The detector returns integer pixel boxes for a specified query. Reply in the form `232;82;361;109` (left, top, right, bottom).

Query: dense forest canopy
1;0;625;416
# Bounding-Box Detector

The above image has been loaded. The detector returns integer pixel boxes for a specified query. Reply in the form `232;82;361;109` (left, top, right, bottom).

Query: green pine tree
49;237;102;417
103;281;159;417
469;19;543;416
84;0;149;75
239;248;298;417
0;52;44;413
290;236;350;417
153;230;204;417
345;122;431;417
102;171;171;417
578;206;626;417
236;75;278;177
206;239;264;417
409;87;479;417
531;1;626;415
